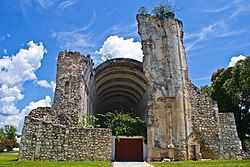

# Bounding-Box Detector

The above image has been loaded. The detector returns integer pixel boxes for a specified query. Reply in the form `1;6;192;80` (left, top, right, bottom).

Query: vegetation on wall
200;85;212;97
98;111;147;141
151;3;175;19
138;6;148;15
0;125;19;152
138;1;177;19
74;115;99;128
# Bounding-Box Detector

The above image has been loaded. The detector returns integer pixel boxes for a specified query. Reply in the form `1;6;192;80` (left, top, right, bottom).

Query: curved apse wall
93;58;149;120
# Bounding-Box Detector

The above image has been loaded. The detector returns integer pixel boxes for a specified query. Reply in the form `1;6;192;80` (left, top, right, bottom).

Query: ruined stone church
19;13;245;161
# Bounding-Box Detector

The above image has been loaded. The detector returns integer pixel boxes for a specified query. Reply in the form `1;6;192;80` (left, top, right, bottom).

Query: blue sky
0;0;249;131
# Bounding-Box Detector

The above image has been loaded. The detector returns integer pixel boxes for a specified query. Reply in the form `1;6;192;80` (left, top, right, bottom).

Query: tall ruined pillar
53;51;93;125
137;13;191;160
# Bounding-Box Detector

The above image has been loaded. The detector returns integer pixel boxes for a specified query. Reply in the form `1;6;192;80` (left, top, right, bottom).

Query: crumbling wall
219;113;242;159
19;108;112;161
188;84;221;159
188;83;243;159
137;13;190;160
53;51;94;125
137;13;245;161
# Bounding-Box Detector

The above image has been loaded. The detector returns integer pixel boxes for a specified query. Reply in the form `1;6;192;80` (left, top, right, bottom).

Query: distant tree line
200;57;250;151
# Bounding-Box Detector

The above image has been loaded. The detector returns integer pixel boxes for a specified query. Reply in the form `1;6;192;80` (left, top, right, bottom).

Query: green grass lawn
150;159;250;167
0;152;111;167
1;152;250;167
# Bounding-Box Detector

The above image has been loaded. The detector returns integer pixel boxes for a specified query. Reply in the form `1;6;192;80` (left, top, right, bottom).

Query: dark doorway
115;138;143;161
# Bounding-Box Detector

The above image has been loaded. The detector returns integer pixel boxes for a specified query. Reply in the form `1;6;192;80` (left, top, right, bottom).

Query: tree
5;125;17;140
152;2;174;19
211;67;236;113
138;6;148;15
211;57;250;151
0;125;19;152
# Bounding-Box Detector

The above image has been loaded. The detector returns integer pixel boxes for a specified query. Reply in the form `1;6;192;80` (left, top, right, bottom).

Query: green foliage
151;2;174;19
138;6;148;15
98;112;147;141
211;67;236;112
74;115;99;128
211;57;250;151
200;85;212;97
244;138;250;152
104;54;111;61
5;125;17;140
0;125;19;152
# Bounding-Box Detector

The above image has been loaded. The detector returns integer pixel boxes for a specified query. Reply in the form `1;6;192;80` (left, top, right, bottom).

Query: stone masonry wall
188;83;243;159
19;109;112;161
188;84;221;159
219;113;242;159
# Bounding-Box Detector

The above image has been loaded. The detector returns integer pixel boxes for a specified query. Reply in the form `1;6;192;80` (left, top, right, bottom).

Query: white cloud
103;23;137;38
228;55;246;67
57;0;78;11
52;31;93;52
96;35;143;62
3;49;7;55
36;80;55;90
0;41;46;86
0;96;51;132
0;41;48;132
52;13;95;53
21;95;51;115
185;20;243;52
37;0;54;8
0;84;24;115
204;6;229;13
230;1;250;18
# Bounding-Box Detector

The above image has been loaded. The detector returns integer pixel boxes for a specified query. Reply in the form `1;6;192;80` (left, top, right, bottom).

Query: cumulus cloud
0;41;48;132
228;55;246;67
96;35;143;62
0;84;24;115
0;96;51;132
36;80;56;90
0;41;46;86
21;95;51;115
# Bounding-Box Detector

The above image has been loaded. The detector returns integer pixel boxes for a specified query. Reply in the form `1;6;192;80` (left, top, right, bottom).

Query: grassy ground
1;152;250;167
150;159;250;167
0;152;111;167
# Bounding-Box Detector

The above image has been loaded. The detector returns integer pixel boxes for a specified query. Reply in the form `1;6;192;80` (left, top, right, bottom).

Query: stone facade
19;13;247;161
19;108;112;161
